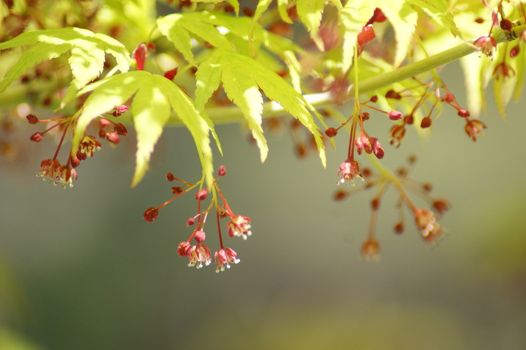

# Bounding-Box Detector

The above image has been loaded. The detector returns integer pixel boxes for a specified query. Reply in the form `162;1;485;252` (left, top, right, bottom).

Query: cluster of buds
144;165;253;273
27;106;128;188
334;156;449;261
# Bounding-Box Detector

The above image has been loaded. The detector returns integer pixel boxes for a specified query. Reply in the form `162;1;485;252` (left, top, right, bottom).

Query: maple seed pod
420;117;432;129
144;207;159;222
388;110;402;120
325;127;338;137
500;19;512;31
195;189;208;200
26;114;39;124
217;165;227;177
164;68;178;80
457;109;470;118
30;132;43;142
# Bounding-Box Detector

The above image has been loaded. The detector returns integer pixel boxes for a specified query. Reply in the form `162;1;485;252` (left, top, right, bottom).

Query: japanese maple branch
199;23;526;125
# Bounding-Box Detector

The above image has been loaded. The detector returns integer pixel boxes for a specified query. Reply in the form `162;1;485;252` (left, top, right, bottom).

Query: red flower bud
195;189;208;200
26;114;39;124
457;109;470;118
105;131;120;144
420;117;432;128
194;230;206;243
171;186;183;194
144;207;159;222
112;105;128;116
217;165;227;177
325;127;338;137
30;132;43;142
500;19;512;31
388;110;402;120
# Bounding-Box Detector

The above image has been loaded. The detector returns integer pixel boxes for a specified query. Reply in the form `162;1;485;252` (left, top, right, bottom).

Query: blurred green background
0;64;525;349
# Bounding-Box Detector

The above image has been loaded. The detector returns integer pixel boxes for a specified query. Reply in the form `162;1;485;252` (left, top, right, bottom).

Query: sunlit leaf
0;27;130;93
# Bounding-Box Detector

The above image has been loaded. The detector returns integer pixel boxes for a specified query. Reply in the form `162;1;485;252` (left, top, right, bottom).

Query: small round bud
144;207;159;222
171;186;183;194
371;198;380;210
420;117;432;128
112;105;128;117
70;155;81;168
333;190;348;201
325;127;338;137
385;89;402;100
422;183;433;192
457;109;470;118
369;95;378;103
166;172;175;182
217;165;227;177
444;92;455;103
194;230;206;243
433;199;450;214
26;114;39;124
105;131;120;144
186;217;196;226
500;19;512;31
195;189;208;200
388;110;402;120
404;115;414;124
30;132;43;142
394;222;404;234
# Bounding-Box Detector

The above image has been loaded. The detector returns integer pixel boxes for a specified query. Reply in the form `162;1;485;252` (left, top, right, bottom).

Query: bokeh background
0;62;525;349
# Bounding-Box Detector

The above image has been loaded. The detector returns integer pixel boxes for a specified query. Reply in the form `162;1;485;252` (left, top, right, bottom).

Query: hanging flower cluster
143;166;253;273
